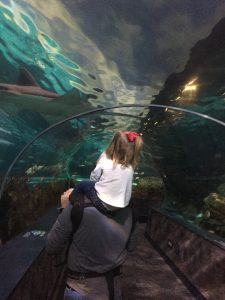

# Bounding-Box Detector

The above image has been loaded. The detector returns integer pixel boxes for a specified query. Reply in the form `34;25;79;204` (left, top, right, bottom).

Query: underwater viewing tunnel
0;1;225;299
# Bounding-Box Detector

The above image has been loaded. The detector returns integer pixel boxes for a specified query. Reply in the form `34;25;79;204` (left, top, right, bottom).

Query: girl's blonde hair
105;130;143;169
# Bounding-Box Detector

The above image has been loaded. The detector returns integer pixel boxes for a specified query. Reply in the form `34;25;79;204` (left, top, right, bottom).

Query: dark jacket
46;202;132;273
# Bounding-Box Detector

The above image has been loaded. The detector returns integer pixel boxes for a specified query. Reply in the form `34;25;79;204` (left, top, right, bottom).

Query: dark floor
122;224;196;300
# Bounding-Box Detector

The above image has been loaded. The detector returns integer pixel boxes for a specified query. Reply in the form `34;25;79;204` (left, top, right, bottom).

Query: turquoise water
0;1;87;93
0;1;225;242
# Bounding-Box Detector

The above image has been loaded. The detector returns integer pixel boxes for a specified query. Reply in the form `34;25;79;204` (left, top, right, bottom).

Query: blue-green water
0;1;88;93
0;0;225;242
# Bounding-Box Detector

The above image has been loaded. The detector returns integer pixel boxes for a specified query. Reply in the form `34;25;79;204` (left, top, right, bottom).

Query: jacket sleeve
45;202;73;254
90;153;105;181
90;164;103;181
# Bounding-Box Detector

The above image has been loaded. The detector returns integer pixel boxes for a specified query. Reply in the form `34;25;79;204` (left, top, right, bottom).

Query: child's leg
72;179;96;198
71;180;114;215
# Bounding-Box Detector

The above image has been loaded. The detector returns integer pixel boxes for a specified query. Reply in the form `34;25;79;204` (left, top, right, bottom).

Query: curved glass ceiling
1;1;225;242
1;106;225;243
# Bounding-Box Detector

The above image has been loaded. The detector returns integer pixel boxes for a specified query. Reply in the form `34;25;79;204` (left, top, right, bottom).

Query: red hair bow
126;131;139;142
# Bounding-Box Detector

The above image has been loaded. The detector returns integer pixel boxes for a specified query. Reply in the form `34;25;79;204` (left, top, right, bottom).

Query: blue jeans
72;180;111;214
64;286;89;300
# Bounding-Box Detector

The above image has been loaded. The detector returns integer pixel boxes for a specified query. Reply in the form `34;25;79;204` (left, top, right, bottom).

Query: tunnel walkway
122;224;196;300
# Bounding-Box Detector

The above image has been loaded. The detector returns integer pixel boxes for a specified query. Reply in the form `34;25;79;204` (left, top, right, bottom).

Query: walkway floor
122;223;196;300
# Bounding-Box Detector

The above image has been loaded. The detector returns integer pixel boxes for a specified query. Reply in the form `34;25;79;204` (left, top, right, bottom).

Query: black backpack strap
69;192;85;233
69;192;94;233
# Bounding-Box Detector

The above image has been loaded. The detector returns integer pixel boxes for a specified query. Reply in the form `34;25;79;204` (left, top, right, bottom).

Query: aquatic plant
0;175;70;242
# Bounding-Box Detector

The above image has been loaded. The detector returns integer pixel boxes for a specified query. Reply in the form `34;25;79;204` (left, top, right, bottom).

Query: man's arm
46;202;73;254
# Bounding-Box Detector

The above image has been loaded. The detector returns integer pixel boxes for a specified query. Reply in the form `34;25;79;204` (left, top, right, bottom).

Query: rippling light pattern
0;0;92;94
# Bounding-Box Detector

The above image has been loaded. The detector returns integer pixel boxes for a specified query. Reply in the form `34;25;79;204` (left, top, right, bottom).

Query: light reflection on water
0;0;225;243
0;0;95;94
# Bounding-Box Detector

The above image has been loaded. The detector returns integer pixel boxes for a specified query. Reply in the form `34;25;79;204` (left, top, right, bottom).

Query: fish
0;71;95;123
0;138;14;145
0;68;60;99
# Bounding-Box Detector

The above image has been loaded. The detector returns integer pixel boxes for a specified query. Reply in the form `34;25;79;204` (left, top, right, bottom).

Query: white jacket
90;153;134;208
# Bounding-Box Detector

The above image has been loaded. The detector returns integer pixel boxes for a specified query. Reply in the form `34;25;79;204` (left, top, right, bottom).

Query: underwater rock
26;165;44;176
203;192;225;222
25;163;64;177
150;17;225;107
140;17;225;221
132;176;165;218
216;182;225;197
133;176;164;197
0;176;69;242
199;189;225;237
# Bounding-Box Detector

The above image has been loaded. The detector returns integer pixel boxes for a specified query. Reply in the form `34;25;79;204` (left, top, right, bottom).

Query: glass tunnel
0;1;225;299
1;104;225;243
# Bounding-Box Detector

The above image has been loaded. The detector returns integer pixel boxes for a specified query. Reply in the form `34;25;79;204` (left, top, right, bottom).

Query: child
69;130;143;214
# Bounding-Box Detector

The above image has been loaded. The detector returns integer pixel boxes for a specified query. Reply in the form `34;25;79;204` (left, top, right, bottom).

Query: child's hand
61;188;74;208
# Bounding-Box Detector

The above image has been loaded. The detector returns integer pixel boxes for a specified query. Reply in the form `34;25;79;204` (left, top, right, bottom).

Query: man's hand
61;188;74;208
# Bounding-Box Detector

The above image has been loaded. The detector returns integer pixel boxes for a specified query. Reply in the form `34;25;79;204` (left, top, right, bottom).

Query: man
46;188;133;299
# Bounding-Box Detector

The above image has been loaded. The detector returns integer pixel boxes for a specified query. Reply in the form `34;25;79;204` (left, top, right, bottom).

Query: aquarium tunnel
0;1;225;299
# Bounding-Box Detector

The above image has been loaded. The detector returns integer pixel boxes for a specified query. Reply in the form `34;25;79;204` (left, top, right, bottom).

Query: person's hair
105;130;143;169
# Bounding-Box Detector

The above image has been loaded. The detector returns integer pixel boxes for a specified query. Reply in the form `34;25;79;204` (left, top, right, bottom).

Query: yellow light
183;85;197;92
187;78;197;85
182;77;198;93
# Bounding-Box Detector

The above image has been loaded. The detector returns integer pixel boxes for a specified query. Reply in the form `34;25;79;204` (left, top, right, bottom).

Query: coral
199;185;225;237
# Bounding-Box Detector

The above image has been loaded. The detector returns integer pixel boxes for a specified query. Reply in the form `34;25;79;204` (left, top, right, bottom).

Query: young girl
69;130;143;214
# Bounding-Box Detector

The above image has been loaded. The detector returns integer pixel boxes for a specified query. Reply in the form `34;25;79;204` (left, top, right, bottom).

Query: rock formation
141;17;225;238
